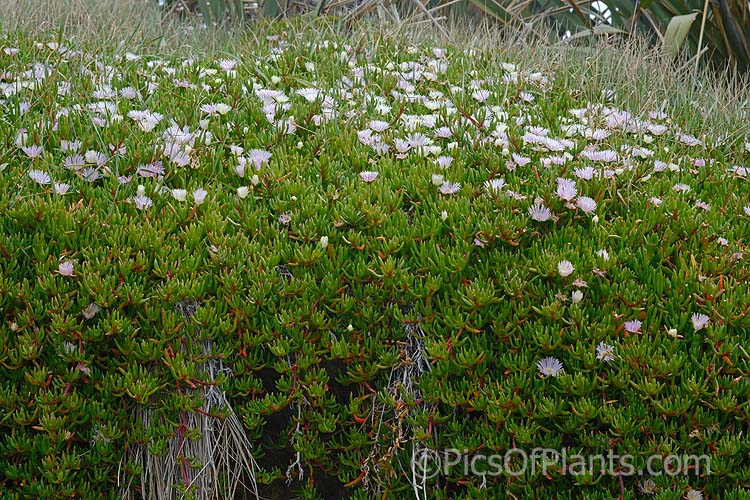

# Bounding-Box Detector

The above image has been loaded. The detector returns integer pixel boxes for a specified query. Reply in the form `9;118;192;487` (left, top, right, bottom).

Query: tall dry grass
2;0;747;139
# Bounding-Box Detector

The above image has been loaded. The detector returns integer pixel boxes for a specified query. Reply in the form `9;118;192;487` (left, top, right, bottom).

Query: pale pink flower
22;144;43;158
623;320;642;334
435;156;453;169
193;188;208;205
536;357;564;377
694;200;710;211
484;178;506;193
529;202;552;222
685;489;703;500
511;153;531;166
691;313;710;331
576;196;597;213
678;133;702;146
368;120;390;132
472;89;490;102
59;260;74;277
133;194;152;210
359;171;378;183
438;181;461;195
295;88;319;102
82;303;100;319
28;169;51;185
574;167;596;180
248;149;272;170
596;342;615;362
556;177;577;201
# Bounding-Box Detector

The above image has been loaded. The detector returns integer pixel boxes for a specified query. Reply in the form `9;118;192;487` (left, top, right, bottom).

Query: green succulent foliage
1;22;749;500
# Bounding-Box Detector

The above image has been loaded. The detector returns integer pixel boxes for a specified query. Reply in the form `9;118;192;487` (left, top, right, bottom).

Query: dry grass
359;16;750;137
0;0;240;54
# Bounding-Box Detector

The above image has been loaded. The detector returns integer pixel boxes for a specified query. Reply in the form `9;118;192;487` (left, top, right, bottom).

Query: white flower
435;156;452;169
484;178;506;193
596;342;615;362
576;196;597;214
172;189;187;201
84;150;101;164
528;202;552;222
82;303;100;319
359;171;378;183
237;186;249;199
431;174;444;186
685;489;703;500
320;236;329;248
650;197;663;206
28;169;51;185
54;182;70;195
296;88;320;102
536;357;564;377
571;290;583;303
667;328;681;338
691;313;710;331
472;89;490;102
638;479;658;494
558;260;574;277
596;249;610;261
193;188;208;205
744;205;750;216
215;103;232;115
440;210;448;221
250;174;261;186
368;120;390;132
673;183;691;193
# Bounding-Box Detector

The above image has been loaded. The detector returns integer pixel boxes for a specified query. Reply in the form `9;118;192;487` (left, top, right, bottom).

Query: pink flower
58;260;74;276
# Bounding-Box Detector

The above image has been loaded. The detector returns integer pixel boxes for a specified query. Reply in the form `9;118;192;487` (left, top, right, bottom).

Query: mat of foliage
0;29;749;500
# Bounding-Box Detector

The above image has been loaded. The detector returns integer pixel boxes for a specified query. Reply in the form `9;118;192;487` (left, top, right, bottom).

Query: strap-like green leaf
663;12;699;58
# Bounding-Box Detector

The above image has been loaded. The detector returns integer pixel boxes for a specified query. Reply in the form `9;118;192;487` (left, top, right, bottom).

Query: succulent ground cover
0;22;749;500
